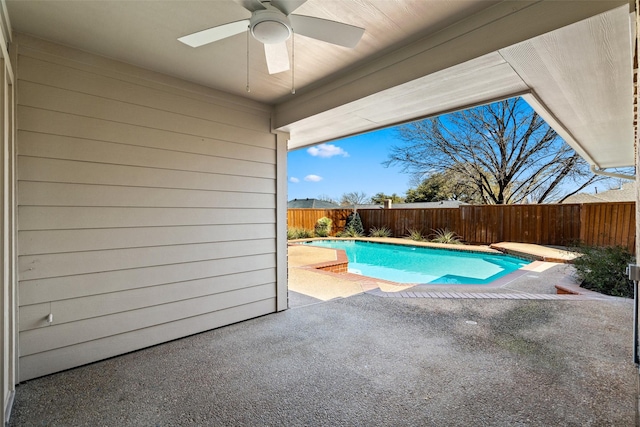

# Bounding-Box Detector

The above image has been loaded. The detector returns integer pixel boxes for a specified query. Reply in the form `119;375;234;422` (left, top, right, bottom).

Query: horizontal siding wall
16;35;278;381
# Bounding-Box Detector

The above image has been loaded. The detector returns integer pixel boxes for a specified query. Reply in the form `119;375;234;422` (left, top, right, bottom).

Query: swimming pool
303;240;530;285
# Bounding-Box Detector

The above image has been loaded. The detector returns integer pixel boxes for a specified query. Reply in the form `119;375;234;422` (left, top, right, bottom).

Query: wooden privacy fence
287;208;352;233
288;201;636;251
579;202;635;249
358;207;461;238
459;204;582;246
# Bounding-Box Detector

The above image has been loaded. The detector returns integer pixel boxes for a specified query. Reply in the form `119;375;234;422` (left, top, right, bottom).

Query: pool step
366;289;594;300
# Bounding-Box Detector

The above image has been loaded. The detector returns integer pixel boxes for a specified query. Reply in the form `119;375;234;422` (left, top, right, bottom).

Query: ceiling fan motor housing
250;9;292;44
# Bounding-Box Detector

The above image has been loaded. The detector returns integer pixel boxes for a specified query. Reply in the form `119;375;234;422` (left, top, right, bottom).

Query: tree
405;170;487;203
339;191;369;207
384;98;605;204
343;211;364;236
371;192;405;204
405;174;448;202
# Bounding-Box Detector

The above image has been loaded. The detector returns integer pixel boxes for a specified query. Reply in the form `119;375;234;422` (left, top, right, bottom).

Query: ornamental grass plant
369;226;392;238
429;228;463;245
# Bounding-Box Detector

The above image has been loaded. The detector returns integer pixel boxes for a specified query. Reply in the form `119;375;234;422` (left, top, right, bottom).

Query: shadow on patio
9;262;636;426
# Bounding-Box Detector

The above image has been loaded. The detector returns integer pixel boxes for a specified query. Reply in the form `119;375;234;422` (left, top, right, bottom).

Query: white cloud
307;143;349;158
304;174;323;182
289;177;300;183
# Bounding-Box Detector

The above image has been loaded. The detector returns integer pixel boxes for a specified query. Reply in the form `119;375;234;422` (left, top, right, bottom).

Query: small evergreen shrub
343;211;364;236
406;228;425;242
314;217;332;237
369;226;392;238
429;228;463;245
572;244;635;298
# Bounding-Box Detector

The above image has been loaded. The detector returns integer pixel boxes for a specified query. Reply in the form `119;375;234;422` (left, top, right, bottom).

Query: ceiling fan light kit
178;0;365;89
250;9;292;44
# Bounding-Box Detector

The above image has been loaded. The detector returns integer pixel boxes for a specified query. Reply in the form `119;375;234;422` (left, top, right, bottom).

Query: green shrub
572;244;635;298
429;228;463;245
287;227;314;240
406;228;425;241
338;227;364;238
314;217;332;237
369;226;392;238
287;228;296;240
343;211;364;236
297;228;314;239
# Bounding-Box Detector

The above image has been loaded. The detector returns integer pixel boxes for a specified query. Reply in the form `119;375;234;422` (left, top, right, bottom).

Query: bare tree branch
386;98;603;204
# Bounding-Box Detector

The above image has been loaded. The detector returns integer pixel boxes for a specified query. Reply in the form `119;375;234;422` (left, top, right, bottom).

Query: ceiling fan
178;0;365;75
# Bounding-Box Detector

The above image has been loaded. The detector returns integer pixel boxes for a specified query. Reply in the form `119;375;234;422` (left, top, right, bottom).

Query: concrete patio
8;246;636;426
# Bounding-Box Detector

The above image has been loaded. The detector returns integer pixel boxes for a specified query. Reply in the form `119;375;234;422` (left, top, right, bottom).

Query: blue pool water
303;240;530;285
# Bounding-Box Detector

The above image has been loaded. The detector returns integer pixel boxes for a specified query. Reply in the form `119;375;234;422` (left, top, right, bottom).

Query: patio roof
5;0;635;168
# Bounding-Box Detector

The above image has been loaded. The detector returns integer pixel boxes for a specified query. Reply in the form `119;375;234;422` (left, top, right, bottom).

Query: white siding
15;35;280;381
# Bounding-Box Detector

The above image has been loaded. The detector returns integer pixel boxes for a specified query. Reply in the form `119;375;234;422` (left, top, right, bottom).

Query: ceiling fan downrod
246;28;250;92
291;30;295;94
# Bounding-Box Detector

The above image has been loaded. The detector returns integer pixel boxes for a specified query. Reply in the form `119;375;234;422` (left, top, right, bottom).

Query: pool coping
290;237;504;254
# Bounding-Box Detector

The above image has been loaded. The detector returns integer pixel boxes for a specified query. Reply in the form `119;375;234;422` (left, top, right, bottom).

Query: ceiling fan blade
233;0;266;13
270;0;308;15
290;15;364;48
264;42;290;74
178;20;250;47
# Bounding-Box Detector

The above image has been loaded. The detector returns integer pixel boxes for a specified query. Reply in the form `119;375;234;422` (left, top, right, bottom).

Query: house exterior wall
636;0;640;260
1;18;16;425
14;34;284;381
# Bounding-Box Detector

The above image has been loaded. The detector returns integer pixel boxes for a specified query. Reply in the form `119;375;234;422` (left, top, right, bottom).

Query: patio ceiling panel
286;53;530;150
499;5;634;168
353;60;528;127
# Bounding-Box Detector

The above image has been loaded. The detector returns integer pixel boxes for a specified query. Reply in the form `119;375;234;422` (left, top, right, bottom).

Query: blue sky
287;127;411;202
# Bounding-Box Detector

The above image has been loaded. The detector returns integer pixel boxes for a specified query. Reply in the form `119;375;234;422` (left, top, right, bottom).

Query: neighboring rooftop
288;200;469;210
392;201;469;209
288;198;341;209
354;201;469;209
562;182;636;204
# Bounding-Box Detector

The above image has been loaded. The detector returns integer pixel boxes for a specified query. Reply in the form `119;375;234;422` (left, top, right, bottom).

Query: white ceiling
6;0;498;104
5;0;636;168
